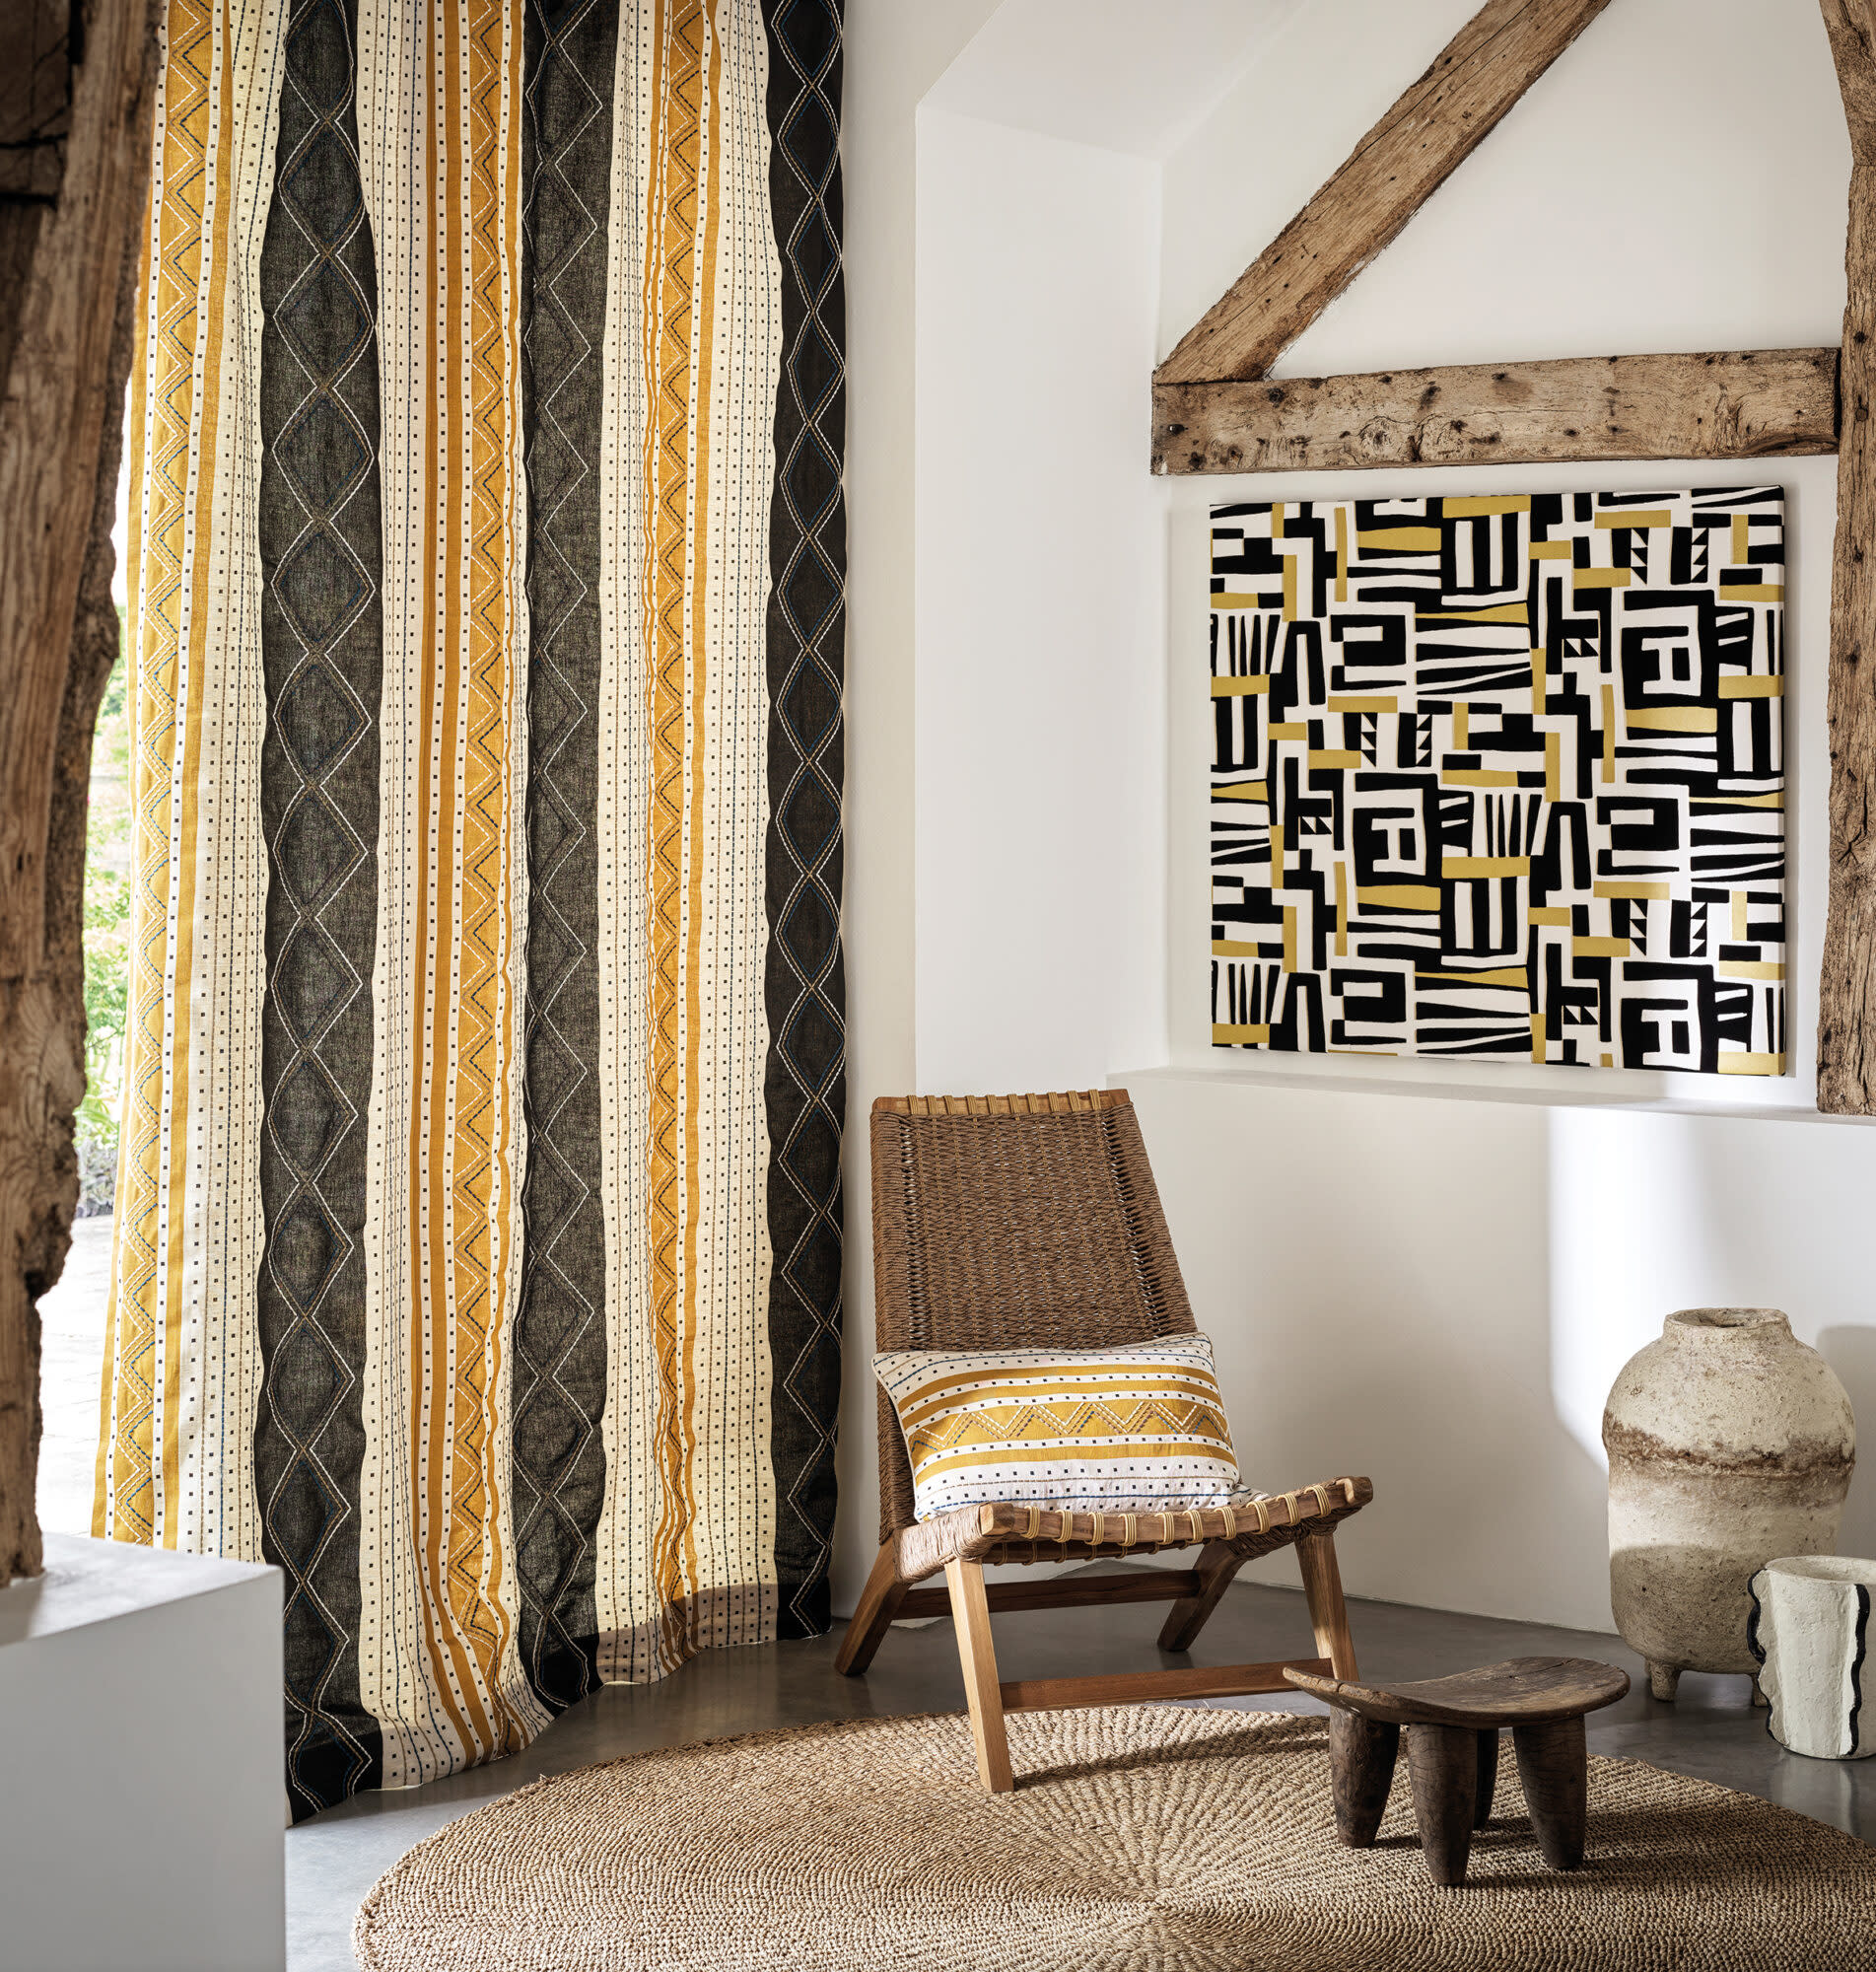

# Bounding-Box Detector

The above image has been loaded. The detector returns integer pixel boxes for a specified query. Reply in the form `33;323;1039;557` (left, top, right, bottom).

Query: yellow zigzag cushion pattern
872;1335;1258;1521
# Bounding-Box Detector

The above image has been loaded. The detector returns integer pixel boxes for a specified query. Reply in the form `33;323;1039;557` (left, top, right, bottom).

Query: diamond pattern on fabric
761;0;847;1641
254;0;385;1819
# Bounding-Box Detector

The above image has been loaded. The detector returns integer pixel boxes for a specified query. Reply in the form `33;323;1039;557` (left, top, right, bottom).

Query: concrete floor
288;1572;1876;1972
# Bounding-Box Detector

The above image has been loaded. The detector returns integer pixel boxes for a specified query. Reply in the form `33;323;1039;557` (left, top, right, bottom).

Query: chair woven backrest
869;1091;1196;1541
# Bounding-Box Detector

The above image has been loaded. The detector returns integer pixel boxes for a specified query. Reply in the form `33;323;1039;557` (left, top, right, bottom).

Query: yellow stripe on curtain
95;0;849;1819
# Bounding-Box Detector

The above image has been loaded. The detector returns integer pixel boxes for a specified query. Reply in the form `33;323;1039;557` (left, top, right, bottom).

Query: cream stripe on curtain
92;0;847;1819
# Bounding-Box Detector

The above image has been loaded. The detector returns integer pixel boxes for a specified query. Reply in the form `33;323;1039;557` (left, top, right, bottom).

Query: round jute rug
354;1706;1876;1972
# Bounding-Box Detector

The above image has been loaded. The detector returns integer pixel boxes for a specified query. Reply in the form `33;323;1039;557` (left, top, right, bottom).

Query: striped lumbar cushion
873;1333;1256;1521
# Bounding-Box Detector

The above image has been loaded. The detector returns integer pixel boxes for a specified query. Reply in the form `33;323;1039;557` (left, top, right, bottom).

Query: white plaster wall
1140;0;1873;1630
835;0;1001;1613
852;0;1876;1634
1159;0;1850;374
913;107;1164;1092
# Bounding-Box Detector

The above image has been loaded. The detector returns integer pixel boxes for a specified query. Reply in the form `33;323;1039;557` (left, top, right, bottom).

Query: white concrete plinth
0;1533;284;1971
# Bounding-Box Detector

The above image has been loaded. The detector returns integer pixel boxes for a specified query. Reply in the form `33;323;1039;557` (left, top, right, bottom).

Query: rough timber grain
1155;0;1614;387
1822;0;1876;163
1152;349;1841;475
1821;7;1876;1111
0;0;158;1585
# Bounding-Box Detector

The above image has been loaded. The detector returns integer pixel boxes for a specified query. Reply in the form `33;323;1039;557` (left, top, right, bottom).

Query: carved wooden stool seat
1284;1655;1631;1887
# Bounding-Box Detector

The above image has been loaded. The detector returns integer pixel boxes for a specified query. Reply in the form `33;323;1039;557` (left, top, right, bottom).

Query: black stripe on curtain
255;0;386;1820
760;0;847;1641
514;0;620;1716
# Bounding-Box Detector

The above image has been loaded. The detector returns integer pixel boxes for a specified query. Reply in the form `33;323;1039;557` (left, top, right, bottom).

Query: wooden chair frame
837;1091;1370;1792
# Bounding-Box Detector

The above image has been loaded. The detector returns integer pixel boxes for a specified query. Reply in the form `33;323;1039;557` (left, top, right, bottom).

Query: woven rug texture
354;1705;1876;1971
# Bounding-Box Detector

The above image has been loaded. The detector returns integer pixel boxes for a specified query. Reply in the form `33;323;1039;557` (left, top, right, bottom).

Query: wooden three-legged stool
1285;1655;1631;1887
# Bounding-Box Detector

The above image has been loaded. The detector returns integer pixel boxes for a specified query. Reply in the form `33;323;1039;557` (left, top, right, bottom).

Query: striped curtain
91;0;845;1819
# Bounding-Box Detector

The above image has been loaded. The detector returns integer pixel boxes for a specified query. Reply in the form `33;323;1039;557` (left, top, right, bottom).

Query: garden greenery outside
79;612;130;1217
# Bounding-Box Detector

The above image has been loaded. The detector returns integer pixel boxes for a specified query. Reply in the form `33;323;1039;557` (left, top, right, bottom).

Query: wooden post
0;0;158;1585
1327;1708;1399;1848
834;1539;909;1674
1155;0;1613;386
1820;1;1876;1112
1297;1529;1359;1681
1156;1538;1248;1653
945;1558;1013;1794
1511;1716;1589;1870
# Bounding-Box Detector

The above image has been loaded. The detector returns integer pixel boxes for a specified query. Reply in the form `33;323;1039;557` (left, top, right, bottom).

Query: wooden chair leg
835;1538;907;1676
1157;1539;1247;1652
945;1558;1013;1794
1296;1529;1358;1680
1328;1707;1398;1848
1406;1724;1479;1887
1474;1726;1499;1829
1512;1716;1587;1871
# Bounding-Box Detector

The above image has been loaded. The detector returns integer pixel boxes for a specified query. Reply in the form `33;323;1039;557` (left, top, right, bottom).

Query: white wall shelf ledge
1116;1061;1863;1128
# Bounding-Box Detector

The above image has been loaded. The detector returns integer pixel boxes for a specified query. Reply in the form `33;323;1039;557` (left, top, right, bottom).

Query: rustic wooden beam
1155;0;1613;387
1152;348;1841;476
1821;0;1876;161
1820;3;1876;1112
0;0;158;1586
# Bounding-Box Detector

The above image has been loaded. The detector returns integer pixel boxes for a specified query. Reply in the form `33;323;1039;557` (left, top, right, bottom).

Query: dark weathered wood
1820;10;1876;1109
1157;1540;1248;1652
1513;1716;1589;1870
1475;1727;1500;1829
1328;1708;1399;1849
1286;1655;1631;1728
1152;348;1841;475
998;1656;1333;1715
1156;0;1613;386
899;1567;1202;1623
1301;1656;1613;1881
1407;1724;1480;1888
0;0;159;1588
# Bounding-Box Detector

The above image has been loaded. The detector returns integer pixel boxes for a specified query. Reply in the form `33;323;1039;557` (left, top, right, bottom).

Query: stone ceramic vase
1603;1308;1854;1702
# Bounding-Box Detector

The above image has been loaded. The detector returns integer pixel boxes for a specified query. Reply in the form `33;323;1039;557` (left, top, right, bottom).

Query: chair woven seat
892;1480;1374;1583
836;1089;1372;1793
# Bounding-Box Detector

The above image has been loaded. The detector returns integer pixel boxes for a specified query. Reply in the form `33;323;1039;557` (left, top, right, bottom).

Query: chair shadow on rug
837;1090;1373;1792
1011;1715;1331;1795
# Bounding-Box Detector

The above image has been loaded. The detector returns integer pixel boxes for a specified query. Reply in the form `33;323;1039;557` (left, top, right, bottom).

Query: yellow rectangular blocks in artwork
1207;489;1787;1076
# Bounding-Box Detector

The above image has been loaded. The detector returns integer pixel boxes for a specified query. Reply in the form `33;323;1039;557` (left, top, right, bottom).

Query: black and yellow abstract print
1210;489;1785;1074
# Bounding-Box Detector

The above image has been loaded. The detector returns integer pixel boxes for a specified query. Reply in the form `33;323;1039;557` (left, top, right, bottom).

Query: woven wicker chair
837;1089;1372;1793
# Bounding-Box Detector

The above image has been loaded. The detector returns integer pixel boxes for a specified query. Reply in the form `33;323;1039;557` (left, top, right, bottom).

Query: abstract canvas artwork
1210;488;1785;1074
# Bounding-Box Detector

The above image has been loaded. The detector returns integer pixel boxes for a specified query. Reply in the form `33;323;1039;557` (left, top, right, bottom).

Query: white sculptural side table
1749;1556;1876;1760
